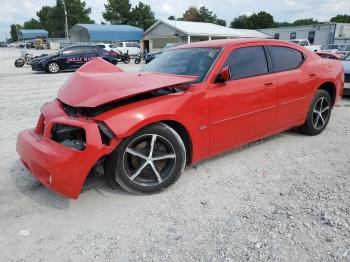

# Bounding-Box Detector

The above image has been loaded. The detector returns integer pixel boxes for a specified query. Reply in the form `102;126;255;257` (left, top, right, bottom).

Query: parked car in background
341;54;350;95
145;43;183;63
337;45;350;58
94;43;114;52
315;51;341;60
322;44;345;53
16;38;344;199
7;42;17;47
25;41;34;48
289;39;321;52
115;42;141;56
30;45;117;73
0;42;7;47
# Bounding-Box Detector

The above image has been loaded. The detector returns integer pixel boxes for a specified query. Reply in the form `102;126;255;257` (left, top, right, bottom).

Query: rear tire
15;59;25;67
298;89;332;135
107;123;186;194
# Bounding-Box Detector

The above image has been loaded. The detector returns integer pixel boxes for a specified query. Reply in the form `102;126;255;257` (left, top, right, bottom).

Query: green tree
23;18;41;29
103;0;131;24
180;6;227;26
215;19;227;26
293;18;319;26
275;21;292;27
36;0;93;37
129;2;155;30
330;14;350;23
10;24;23;42
37;5;56;36
230;11;275;29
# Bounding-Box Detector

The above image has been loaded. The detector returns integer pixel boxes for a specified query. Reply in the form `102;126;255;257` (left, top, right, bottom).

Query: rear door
208;45;277;153
268;45;315;128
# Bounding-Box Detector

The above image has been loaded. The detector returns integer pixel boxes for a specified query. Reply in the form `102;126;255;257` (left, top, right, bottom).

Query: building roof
173;38;291;48
19;29;48;40
70;24;144;41
145;20;269;38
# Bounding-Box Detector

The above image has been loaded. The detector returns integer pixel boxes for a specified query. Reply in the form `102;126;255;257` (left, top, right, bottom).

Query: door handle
309;73;316;77
264;81;274;86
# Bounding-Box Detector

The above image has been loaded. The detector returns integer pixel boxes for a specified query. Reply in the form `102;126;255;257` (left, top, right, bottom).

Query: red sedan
16;39;344;198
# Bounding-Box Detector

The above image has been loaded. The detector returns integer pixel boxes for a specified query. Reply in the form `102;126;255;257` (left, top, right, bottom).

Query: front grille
345;74;350;83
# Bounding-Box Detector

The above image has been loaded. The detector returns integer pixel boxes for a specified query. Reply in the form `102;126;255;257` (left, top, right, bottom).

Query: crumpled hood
57;58;197;107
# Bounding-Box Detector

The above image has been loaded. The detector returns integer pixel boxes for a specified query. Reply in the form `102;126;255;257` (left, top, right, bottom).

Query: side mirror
215;66;231;83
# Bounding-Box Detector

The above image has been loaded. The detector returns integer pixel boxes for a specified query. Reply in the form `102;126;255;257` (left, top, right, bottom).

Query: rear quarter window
269;46;304;72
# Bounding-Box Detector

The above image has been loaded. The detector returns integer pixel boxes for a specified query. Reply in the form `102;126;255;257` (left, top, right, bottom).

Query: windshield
143;48;221;82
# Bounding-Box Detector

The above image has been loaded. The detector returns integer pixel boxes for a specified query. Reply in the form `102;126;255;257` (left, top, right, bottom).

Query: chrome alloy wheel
122;134;176;186
312;97;330;129
48;62;59;73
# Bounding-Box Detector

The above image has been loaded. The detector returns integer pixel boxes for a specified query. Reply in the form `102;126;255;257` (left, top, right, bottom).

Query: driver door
208;45;277;154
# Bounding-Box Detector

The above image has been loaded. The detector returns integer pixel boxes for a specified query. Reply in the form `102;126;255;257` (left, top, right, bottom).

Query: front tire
46;62;60;73
299;89;332;135
109;123;186;194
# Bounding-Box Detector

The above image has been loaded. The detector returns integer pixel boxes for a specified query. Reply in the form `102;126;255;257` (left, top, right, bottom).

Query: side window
126;42;133;47
62;46;82;56
82;46;95;53
290;32;296;40
269;46;304;72
118;42;123;47
300;41;308;46
224;46;268;80
274;33;280;39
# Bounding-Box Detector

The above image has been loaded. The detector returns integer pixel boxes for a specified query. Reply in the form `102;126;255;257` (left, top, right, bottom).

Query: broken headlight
51;124;86;151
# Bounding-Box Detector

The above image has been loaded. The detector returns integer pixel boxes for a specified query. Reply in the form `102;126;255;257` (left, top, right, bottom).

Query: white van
115;42;141;56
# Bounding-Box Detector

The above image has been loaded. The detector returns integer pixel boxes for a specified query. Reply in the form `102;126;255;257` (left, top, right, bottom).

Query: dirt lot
0;47;349;262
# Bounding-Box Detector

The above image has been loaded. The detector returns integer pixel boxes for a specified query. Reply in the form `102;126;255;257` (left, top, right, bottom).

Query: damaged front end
16;58;197;199
16;100;120;199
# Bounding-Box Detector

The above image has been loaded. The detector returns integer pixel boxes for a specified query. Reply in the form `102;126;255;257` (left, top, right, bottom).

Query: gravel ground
0;47;349;262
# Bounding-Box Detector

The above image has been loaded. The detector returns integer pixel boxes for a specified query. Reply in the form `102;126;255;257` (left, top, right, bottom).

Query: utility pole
63;0;69;39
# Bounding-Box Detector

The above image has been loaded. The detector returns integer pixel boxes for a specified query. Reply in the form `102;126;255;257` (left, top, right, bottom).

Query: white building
259;23;350;47
143;19;269;51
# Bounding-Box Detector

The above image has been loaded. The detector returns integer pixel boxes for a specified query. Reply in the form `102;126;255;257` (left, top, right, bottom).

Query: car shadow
10;159;130;207
192;128;303;168
10;161;70;209
9;128;307;205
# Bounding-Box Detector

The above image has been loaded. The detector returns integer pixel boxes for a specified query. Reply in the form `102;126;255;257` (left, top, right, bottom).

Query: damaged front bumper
16;100;120;199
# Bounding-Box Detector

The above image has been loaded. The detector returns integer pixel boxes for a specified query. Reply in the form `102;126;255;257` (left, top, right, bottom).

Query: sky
0;0;349;41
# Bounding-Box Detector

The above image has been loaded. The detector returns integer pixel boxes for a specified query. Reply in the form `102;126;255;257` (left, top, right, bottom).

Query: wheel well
318;82;336;106
161;120;193;165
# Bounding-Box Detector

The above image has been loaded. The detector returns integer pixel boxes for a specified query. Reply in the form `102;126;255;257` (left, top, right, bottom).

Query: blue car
30;45;118;73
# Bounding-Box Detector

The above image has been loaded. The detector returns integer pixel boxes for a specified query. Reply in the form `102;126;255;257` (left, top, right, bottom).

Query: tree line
9;0;350;42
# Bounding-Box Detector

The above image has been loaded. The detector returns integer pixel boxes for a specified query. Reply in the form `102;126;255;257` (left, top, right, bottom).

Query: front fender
94;90;209;164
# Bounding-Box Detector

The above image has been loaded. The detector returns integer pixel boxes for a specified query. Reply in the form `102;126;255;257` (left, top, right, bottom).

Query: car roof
172;38;297;49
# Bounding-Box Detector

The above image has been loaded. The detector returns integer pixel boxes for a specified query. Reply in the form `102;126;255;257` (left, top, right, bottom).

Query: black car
144;43;183;64
30;45;118;73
